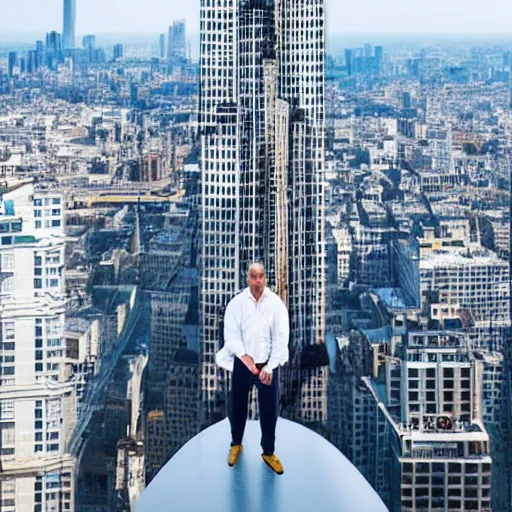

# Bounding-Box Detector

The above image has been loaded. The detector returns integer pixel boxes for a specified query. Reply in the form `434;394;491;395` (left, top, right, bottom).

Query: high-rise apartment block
334;326;492;512
0;182;75;512
199;0;328;427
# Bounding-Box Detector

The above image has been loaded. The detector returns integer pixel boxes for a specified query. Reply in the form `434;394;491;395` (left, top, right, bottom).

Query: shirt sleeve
264;298;289;373
223;298;246;358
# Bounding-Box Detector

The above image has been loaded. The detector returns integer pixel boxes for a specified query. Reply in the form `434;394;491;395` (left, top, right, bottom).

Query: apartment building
0;181;75;512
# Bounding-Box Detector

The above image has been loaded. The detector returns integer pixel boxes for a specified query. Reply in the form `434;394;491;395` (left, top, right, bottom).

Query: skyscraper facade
199;0;327;428
62;0;76;50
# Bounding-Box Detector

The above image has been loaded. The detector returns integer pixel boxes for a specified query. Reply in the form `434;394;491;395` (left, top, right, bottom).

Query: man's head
247;262;266;297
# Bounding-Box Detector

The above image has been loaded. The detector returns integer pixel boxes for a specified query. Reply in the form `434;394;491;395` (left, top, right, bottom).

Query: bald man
215;263;289;474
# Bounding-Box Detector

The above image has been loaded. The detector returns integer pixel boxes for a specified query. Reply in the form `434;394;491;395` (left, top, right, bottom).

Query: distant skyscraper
82;35;95;50
199;0;327;427
7;52;17;78
159;33;166;59
504;51;511;69
46;31;63;63
27;50;37;74
35;40;44;68
62;0;76;49
375;45;383;73
82;35;96;63
345;48;354;76
113;44;124;61
167;20;186;72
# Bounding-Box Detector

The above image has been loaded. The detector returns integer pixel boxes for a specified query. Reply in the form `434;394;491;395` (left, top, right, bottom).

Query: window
4;322;15;339
1;422;15;445
1;277;15;293
2;253;14;270
46;318;61;336
2;478;15;494
1;401;14;420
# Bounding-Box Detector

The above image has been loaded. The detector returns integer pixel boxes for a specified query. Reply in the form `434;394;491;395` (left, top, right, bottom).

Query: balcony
136;417;387;512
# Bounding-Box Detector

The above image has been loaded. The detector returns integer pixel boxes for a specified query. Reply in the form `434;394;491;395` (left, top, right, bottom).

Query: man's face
248;267;266;295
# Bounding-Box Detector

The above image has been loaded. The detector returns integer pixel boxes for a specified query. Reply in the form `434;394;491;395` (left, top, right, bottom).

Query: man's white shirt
215;287;289;374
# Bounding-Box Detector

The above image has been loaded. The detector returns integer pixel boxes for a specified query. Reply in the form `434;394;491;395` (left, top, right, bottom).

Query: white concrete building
419;247;509;325
0;182;75;512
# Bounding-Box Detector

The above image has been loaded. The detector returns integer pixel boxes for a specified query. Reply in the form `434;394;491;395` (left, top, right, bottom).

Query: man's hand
240;354;259;375
259;368;272;386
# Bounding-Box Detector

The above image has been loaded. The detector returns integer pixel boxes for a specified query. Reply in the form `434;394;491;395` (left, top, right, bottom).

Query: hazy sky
1;0;512;37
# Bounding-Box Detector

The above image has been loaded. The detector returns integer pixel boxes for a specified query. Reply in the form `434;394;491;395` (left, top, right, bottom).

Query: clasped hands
240;354;272;385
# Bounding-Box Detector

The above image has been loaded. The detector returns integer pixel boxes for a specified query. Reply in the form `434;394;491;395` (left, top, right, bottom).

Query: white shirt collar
246;286;269;303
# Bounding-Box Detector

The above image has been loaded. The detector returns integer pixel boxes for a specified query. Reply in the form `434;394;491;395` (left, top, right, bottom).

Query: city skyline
2;0;512;509
1;0;512;37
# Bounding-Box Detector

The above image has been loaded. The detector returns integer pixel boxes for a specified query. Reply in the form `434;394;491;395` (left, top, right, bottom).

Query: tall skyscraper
35;40;44;69
375;45;383;73
7;52;17;78
27;50;37;74
0;183;75;512
159;33;166;59
199;0;327;428
167;20;186;72
82;35;96;63
62;0;76;49
345;48;354;76
45;31;63;69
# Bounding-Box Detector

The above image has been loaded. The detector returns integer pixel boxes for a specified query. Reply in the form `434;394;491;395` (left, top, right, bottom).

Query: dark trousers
229;356;279;455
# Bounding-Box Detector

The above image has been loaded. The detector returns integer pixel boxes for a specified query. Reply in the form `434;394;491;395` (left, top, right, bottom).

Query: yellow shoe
228;445;242;467
262;453;284;475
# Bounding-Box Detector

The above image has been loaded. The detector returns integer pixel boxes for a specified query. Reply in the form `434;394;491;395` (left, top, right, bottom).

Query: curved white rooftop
136;417;388;512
